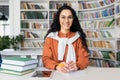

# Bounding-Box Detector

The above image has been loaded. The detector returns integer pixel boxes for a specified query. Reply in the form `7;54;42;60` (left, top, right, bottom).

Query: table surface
50;67;120;80
0;67;120;80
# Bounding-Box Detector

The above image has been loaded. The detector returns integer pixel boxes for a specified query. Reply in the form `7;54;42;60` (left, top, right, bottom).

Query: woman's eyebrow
60;15;73;17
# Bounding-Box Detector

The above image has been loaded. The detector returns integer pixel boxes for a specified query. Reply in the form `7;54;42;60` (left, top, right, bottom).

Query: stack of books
0;57;38;76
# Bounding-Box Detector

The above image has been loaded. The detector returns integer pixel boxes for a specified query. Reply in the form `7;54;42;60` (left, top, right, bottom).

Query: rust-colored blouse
42;31;89;70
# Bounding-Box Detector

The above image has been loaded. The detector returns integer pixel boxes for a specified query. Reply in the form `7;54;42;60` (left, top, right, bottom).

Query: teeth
65;24;69;26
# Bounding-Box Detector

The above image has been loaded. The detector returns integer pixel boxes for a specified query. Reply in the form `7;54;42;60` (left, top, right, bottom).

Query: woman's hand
67;61;78;71
56;61;79;73
56;62;70;73
56;62;69;73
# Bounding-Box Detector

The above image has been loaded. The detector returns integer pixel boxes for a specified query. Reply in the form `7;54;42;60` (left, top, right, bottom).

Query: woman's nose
65;18;69;22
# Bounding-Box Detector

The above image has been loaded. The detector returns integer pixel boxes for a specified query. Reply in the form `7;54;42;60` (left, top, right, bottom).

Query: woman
42;5;89;75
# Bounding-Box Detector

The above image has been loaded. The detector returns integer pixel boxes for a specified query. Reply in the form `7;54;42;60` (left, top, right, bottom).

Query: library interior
0;0;120;80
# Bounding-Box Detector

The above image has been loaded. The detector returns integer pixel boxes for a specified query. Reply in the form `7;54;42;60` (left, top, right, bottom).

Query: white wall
0;0;20;36
0;1;10;36
10;0;20;36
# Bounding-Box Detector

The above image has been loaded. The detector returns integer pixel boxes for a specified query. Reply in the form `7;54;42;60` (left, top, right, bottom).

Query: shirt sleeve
42;37;59;70
76;39;89;70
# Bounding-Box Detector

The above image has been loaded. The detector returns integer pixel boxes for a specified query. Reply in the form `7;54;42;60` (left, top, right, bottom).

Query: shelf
88;47;115;51
78;0;120;67
79;15;114;21
20;0;49;50
78;3;115;12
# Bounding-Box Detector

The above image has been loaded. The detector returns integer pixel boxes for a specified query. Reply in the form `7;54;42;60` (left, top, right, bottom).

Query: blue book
0;54;2;67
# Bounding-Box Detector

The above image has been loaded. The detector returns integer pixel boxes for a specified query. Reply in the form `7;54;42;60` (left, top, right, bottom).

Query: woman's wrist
77;67;80;70
55;64;58;70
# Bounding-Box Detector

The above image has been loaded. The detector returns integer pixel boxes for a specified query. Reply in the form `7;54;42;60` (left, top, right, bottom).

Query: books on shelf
117;51;120;61
89;50;116;61
21;2;45;9
21;11;47;19
87;40;113;48
79;7;114;20
78;0;115;9
85;30;99;38
89;50;116;67
100;51;116;61
78;0;120;67
80;19;115;29
107;18;115;27
100;30;112;38
116;17;120;26
89;57;116;67
32;23;48;30
21;41;44;49
49;2;72;9
21;22;29;28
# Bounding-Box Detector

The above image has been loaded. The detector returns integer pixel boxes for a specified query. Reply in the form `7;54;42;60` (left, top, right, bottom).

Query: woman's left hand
67;61;78;72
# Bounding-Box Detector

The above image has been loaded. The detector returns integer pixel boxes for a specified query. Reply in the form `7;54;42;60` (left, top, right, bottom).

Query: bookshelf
115;0;120;64
9;0;120;67
78;0;120;67
20;0;49;51
19;0;78;50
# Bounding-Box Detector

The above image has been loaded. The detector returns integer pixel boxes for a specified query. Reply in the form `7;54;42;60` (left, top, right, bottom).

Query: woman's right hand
56;62;70;73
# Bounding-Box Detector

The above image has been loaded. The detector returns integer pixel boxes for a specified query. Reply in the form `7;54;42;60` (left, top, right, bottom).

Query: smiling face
59;9;73;33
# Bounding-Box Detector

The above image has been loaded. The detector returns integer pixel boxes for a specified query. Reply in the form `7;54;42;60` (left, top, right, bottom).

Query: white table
0;67;120;80
50;67;120;80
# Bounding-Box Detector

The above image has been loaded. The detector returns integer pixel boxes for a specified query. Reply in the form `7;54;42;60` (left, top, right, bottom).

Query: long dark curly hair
44;5;89;52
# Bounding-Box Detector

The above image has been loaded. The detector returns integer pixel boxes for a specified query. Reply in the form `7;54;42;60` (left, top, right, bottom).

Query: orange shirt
42;31;89;70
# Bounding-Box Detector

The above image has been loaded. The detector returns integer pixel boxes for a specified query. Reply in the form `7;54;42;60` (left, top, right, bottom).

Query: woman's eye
61;17;65;19
68;17;73;19
60;16;73;19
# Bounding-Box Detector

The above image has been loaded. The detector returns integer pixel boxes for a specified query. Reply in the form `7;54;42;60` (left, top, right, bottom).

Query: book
21;22;29;28
107;18;115;27
1;63;37;72
0;69;34;76
100;51;115;60
25;11;34;19
117;52;120;61
0;55;2;67
2;57;38;66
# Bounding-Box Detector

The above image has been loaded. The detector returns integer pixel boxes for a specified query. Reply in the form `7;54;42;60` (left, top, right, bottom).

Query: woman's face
59;9;73;33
